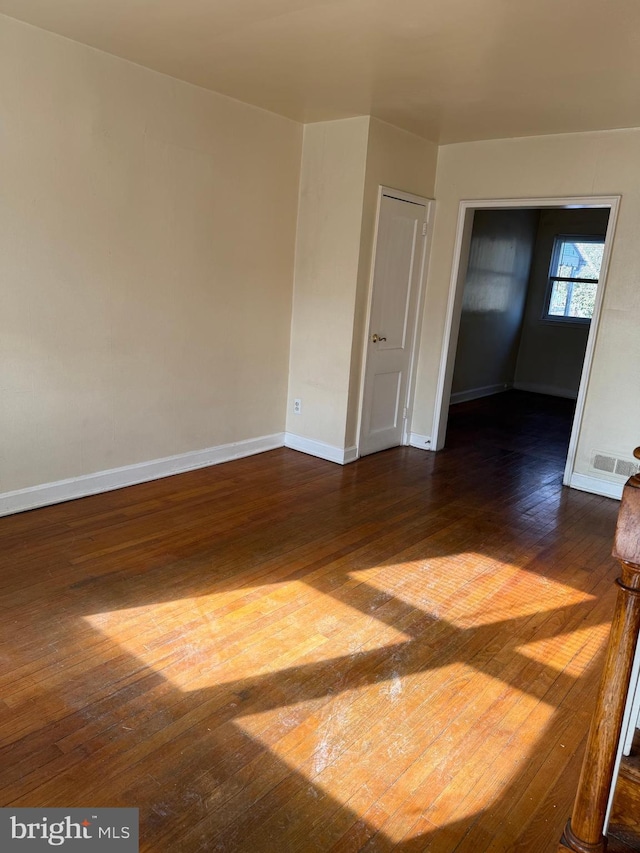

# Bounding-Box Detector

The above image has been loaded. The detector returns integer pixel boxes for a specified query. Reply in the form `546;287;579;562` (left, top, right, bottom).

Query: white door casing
359;190;431;457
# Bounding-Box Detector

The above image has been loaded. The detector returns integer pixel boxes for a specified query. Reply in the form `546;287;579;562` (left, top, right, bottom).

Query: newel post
560;449;640;853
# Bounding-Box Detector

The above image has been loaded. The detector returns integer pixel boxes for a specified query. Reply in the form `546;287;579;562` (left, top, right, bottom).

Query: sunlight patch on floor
83;583;413;692
349;554;595;627
235;663;553;842
516;621;610;677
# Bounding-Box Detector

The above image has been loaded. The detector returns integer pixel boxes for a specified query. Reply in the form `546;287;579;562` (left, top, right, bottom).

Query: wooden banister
560;449;640;853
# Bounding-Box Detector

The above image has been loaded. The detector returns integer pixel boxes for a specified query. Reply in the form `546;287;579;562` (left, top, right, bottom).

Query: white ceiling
2;0;640;144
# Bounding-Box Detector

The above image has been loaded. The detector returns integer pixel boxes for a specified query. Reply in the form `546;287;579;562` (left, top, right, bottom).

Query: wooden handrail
560;449;640;853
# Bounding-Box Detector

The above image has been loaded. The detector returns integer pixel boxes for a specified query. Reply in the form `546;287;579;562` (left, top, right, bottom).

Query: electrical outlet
293;398;302;415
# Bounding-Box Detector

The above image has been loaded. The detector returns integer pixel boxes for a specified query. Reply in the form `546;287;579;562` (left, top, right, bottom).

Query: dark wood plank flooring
0;391;623;851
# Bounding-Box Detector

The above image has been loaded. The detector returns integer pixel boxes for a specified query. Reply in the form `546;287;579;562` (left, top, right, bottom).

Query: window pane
548;280;569;316
547;279;596;320
552;239;604;280
567;280;597;318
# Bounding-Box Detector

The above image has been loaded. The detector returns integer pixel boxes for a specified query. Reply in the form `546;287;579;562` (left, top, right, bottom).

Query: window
544;236;604;322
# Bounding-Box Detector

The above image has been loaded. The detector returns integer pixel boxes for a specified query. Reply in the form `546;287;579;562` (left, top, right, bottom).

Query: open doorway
431;196;619;488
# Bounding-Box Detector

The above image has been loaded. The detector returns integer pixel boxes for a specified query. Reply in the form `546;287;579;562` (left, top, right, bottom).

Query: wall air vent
591;452;640;478
593;454;616;473
615;458;640;478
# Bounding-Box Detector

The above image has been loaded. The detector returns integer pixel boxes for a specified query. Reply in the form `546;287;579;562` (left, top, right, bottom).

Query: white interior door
359;192;429;456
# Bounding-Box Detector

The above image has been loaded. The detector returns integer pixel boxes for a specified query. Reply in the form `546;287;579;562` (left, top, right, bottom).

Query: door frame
356;186;435;456
430;194;621;487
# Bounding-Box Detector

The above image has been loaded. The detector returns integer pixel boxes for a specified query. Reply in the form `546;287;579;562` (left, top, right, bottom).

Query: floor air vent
592;452;640;478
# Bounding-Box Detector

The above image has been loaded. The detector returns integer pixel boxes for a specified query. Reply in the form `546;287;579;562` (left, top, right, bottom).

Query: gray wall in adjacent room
514;208;610;399
451;209;539;403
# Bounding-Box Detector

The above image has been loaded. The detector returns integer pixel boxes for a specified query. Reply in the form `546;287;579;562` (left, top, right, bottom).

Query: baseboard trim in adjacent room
409;433;432;450
569;473;623;501
513;381;578;400
0;432;285;517
449;383;511;405
284;433;358;465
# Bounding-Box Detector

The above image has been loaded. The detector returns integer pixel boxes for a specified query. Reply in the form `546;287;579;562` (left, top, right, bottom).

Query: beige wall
5;12;637;500
451;209;538;401
413;129;640;484
0;14;301;493
285;117;370;449
287;116;437;452
514;208;610;399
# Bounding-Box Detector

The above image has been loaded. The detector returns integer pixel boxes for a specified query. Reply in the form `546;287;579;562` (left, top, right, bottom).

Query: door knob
372;333;387;343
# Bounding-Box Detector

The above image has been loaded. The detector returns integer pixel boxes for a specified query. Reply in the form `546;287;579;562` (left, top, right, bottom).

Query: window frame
543;234;604;325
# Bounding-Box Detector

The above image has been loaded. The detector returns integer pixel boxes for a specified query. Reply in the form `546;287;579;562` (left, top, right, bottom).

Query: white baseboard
449;383;511;405
0;432;285;518
513;381;578;400
409;433;432;450
569;473;623;500
284;433;358;465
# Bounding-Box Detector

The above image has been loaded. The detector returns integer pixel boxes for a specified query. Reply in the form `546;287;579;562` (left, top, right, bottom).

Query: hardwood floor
0;391;623;851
